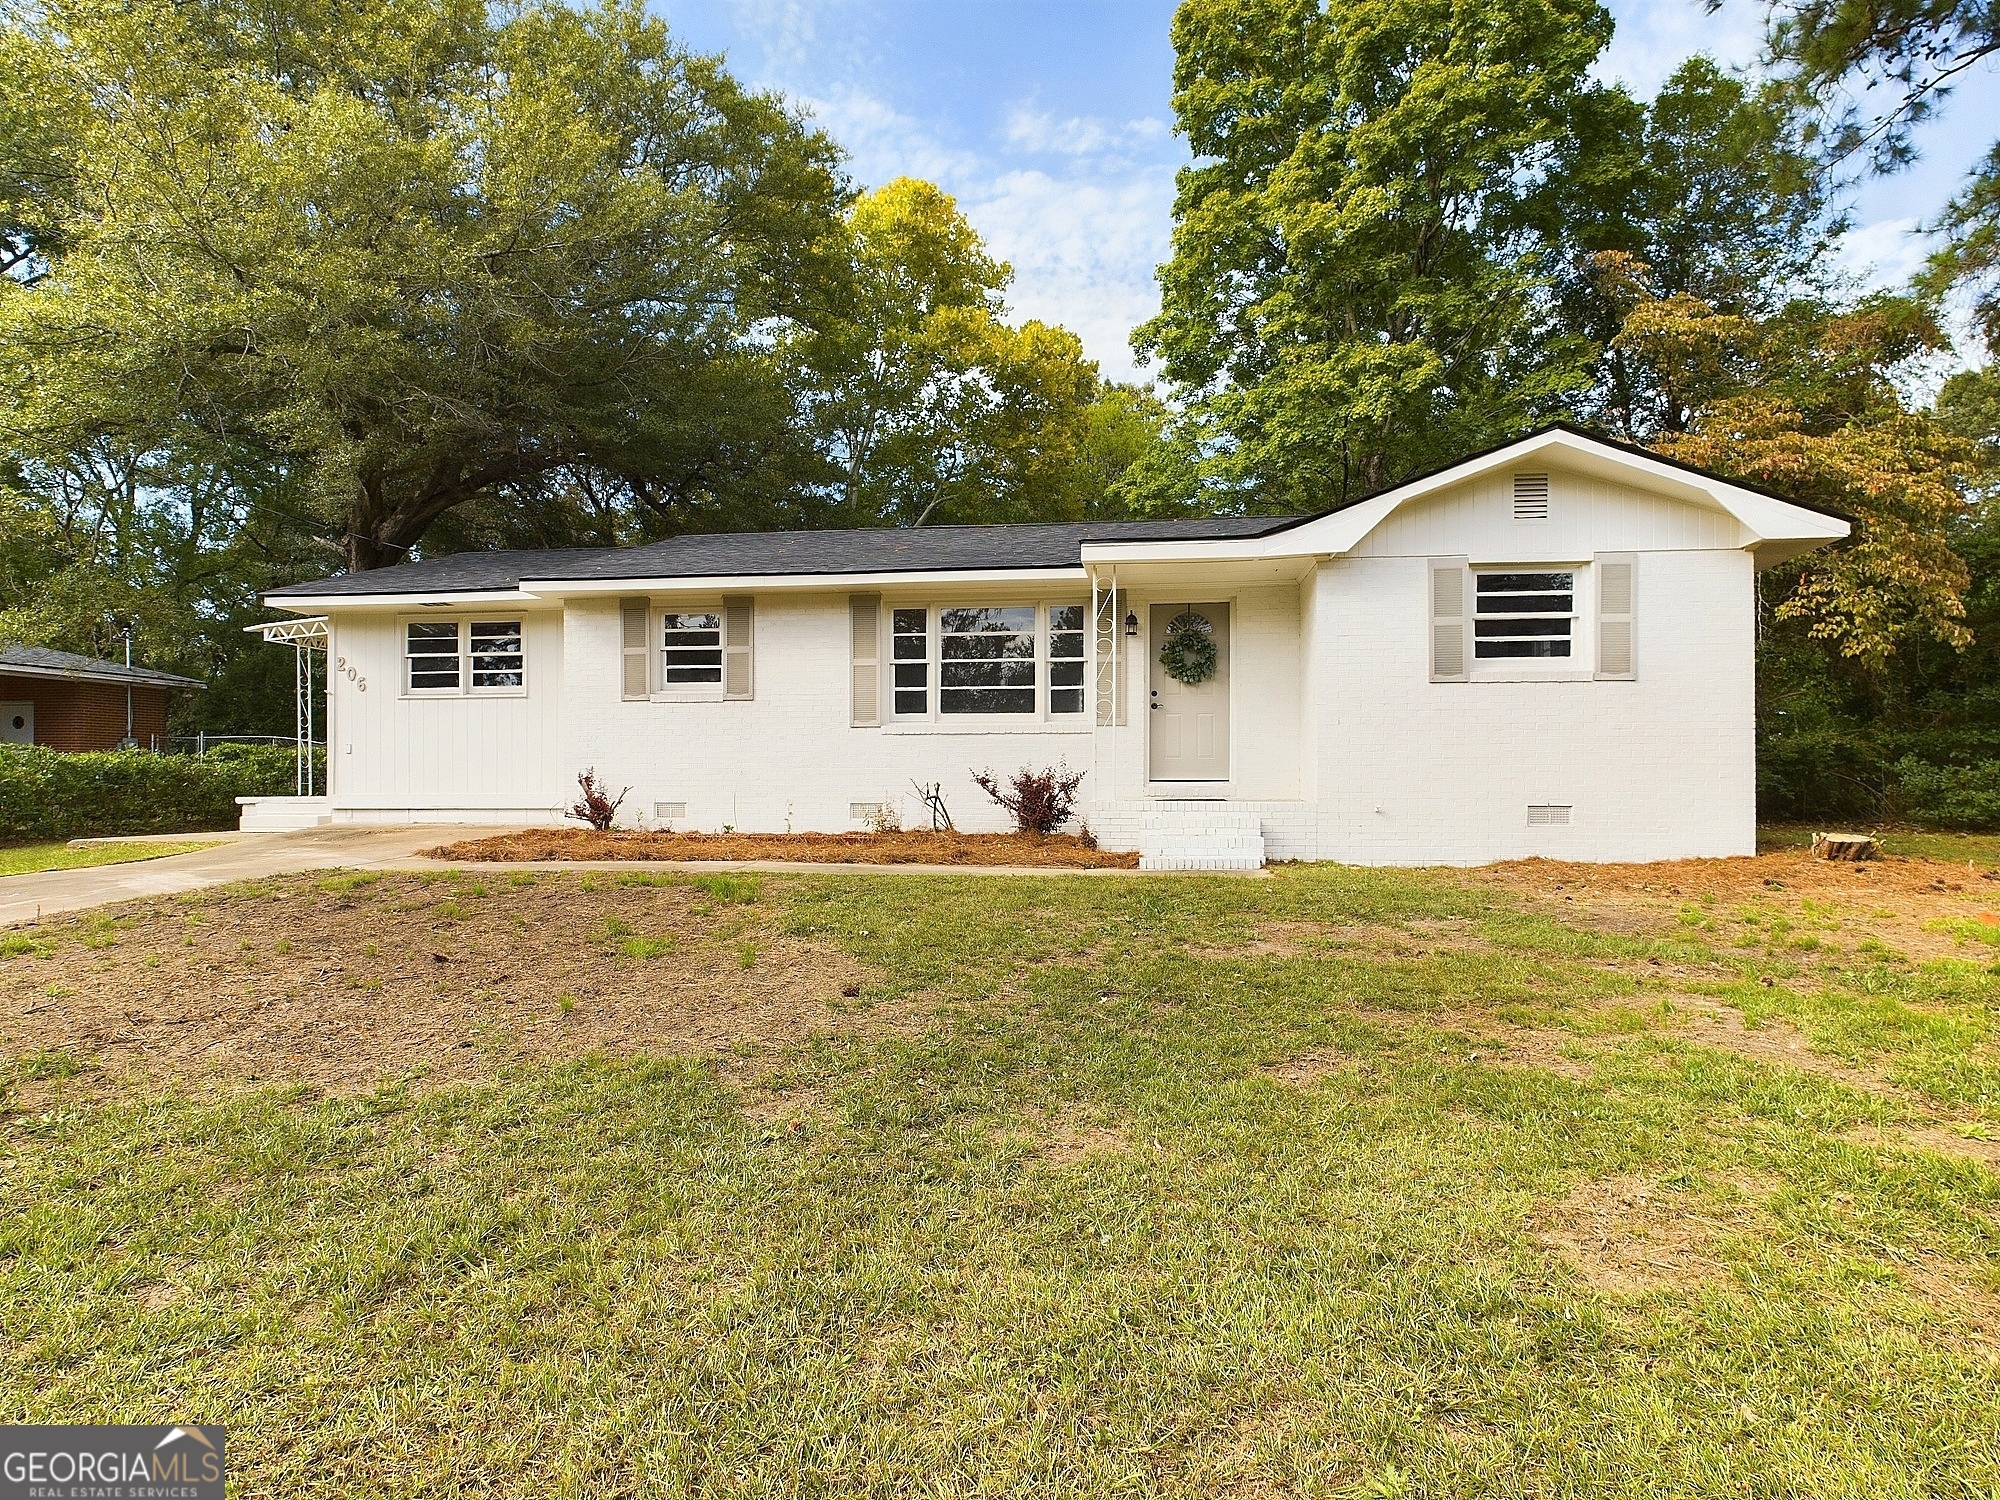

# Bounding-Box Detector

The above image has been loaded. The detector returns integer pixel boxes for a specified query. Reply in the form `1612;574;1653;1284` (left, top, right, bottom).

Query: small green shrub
1892;757;2000;830
0;744;312;840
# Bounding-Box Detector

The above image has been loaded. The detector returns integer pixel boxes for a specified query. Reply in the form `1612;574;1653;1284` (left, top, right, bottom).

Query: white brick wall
561;593;1101;835
1306;547;1754;863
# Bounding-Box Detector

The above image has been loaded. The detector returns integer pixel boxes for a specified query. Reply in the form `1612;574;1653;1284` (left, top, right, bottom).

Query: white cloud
1002;107;1171;159
960;167;1179;382
712;0;845;77
795;86;984;187
1595;0;1766;97
1833;215;1933;290
787;85;1178;382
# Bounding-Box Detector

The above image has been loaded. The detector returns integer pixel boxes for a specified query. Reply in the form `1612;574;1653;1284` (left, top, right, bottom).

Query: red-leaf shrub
971;762;1086;836
566;767;630;831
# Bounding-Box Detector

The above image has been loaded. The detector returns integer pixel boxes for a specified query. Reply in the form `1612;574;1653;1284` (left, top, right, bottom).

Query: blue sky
656;0;1997;383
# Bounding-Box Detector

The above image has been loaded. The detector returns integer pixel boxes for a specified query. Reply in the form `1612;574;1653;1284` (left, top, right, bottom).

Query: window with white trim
1048;604;1086;714
941;606;1036;714
888;602;1090;721
661;612;723;685
892;608;929;715
405;619;527;694
469;621;524;688
406;622;461;690
1474;571;1574;660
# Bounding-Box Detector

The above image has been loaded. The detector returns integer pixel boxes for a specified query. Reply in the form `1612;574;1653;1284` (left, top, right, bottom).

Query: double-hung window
405;619;527;695
888;603;1089;721
1474;571;1574;660
1048;605;1086;714
661;612;723;686
892;608;929;715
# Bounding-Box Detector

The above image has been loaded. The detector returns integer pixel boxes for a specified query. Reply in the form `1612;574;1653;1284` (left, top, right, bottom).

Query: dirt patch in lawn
0;871;900;1102
1843;1119;2000;1170
1031;1105;1131;1167
1532;1174;1761;1295
1199;918;1494;961
429;827;1139;868
1469;847;2000;964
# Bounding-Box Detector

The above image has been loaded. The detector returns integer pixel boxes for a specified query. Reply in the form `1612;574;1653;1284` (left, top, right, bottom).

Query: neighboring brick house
0;645;205;752
257;426;1849;866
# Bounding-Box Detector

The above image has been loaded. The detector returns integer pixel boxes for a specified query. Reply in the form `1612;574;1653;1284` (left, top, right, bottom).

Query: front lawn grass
1760;822;2000;865
4;858;1998;1496
0;838;220;877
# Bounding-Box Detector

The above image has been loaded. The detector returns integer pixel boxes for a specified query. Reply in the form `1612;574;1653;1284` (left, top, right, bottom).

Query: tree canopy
1135;0;1619;507
0;0;852;574
1753;0;2000;349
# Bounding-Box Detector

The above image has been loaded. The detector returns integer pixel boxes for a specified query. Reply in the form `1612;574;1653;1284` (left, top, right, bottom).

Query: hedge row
0;744;315;841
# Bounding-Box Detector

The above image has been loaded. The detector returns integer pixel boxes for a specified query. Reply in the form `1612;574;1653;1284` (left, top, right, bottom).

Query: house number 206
336;655;367;692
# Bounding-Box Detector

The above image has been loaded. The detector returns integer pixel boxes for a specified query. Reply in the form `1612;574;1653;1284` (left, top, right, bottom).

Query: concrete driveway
0;825;507;928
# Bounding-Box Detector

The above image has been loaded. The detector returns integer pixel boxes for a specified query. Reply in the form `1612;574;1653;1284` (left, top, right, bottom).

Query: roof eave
522;565;1089;597
0;660;204;690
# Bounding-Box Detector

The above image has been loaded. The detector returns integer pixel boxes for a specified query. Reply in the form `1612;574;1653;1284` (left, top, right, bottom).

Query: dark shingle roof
0;644;205;690
264;517;1303;600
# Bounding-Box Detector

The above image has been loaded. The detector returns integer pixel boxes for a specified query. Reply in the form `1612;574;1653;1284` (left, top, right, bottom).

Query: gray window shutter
1595;553;1636;680
723;595;754;700
850;594;881;727
620;598;649;699
1429;558;1470;682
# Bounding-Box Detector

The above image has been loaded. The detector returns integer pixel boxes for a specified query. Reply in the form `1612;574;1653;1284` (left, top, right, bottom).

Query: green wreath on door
1158;610;1218;685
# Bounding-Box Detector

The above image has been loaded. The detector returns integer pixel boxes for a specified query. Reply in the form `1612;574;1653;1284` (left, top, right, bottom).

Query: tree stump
1811;832;1879;862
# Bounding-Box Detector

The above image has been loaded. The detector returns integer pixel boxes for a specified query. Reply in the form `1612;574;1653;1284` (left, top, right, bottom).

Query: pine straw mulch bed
427;828;1140;868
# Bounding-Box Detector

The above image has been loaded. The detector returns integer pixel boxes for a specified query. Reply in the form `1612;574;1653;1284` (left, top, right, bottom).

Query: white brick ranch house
252;426;1847;867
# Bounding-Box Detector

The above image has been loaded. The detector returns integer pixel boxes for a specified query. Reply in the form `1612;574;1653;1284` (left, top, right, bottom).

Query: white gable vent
1527;803;1572;826
1513;473;1550;520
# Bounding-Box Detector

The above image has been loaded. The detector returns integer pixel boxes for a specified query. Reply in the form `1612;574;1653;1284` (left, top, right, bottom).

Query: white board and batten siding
325;609;565;822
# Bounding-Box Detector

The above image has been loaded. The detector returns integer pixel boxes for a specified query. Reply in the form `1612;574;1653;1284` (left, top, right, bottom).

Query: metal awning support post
244;617;330;799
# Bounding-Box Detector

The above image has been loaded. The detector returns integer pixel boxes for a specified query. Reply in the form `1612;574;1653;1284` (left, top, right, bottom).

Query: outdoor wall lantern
1124;610;1139;637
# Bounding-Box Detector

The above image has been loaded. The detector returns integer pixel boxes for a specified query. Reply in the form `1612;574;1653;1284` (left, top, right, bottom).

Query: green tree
1755;0;2000;348
1547;57;1840;440
0;0;850;572
798;178;1119;528
1609;279;1975;665
1135;0;1619;508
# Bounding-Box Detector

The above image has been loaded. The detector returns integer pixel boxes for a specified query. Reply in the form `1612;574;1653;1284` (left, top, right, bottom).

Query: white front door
0;702;31;745
1148;603;1230;782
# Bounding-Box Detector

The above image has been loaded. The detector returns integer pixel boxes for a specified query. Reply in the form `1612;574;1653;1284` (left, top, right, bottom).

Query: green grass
4;866;1998;1496
0;838;220;877
1760;824;2000;865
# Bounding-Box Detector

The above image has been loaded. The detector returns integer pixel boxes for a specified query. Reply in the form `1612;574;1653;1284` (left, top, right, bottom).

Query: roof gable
1271;426;1848;563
